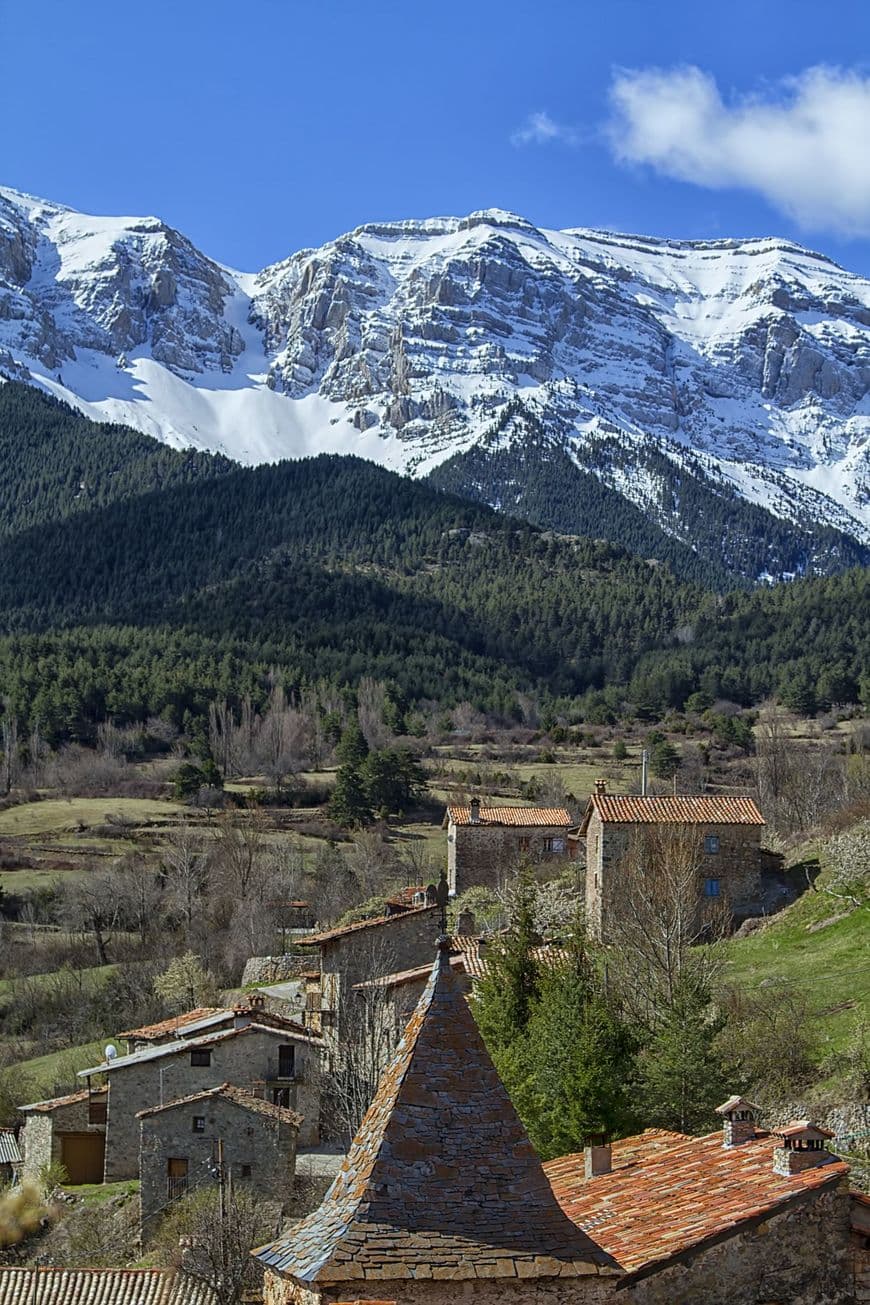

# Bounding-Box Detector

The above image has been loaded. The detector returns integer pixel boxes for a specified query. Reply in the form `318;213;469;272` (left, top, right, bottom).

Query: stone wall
19;1096;105;1181
586;817;763;944
318;907;441;1041
264;1272;616;1304
241;955;315;987
449;823;571;895
140;1093;297;1237
623;1182;853;1305
103;1027;320;1180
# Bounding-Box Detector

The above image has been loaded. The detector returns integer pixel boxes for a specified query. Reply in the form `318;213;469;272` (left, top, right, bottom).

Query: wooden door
60;1132;105;1185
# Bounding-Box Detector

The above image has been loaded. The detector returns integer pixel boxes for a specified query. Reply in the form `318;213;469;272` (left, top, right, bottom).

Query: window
704;878;721;897
517;836;530;852
704;835;721;854
190;1048;211;1067
278;1045;296;1079
240;1163;252;1179
192;1116;205;1133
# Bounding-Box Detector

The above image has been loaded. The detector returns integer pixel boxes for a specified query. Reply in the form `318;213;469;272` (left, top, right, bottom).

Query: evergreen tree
638;971;728;1134
336;719;370;768
328;764;374;828
473;869;540;1050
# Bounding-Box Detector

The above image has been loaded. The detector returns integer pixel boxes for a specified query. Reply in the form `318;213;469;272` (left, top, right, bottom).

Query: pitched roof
581;794;765;830
448;935;568;981
544;1128;847;1277
0;1267;214;1304
0;1130;21;1166
117;1008;225;1042
296;903;439;947
446;804;573;827
78;1021;318;1078
18;1086;106;1114
137;1082;303;1128
255;947;617;1285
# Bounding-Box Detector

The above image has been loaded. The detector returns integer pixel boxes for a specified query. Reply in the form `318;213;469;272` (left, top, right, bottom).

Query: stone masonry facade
584;810;763;943
100;1026;320;1180
447;821;572;895
18;1092;106;1182
139;1090;299;1238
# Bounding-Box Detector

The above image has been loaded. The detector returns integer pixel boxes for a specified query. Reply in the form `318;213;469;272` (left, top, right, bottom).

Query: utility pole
216;1137;227;1287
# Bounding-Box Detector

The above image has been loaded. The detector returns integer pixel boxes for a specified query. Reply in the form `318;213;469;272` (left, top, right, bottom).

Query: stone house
77;1018;322;1181
0;1129;22;1185
137;1083;301;1238
18;1086;108;1185
581;783;766;942
443;799;574;894
255;946;857;1305
296;903;441;1050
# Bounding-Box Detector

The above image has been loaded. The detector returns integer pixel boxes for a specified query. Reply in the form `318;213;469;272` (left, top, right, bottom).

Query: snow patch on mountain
1;187;869;549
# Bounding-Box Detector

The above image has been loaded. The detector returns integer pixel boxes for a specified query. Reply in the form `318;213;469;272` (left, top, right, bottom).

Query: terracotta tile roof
448;935;568;981
78;1021;319;1078
18;1086;107;1114
136;1082;303;1128
446;804;573;827
352;955;468;990
544;1128;848;1276
0;1267;214;1304
117;1007;225;1042
296;903;439;946
385;885;428;908
582;794;765;828
255;948;617;1285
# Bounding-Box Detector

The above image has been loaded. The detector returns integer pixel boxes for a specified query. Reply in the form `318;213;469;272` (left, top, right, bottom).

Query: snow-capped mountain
2;186;869;564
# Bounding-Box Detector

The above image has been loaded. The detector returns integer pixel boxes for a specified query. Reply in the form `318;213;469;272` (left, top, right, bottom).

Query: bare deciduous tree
161;827;209;945
608;824;728;1028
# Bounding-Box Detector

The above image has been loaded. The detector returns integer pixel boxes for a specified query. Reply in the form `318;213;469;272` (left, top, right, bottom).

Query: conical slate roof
255;945;617;1285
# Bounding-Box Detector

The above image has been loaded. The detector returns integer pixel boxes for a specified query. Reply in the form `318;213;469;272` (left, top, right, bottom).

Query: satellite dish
104;1044;118;1062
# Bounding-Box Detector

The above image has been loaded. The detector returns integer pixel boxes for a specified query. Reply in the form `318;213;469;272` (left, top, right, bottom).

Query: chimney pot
772;1121;836;1176
584;1134;611;1178
594;779;607;796
469;798;480;824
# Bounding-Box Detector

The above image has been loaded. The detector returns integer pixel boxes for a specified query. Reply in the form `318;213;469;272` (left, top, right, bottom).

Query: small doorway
60;1132;105;1185
167;1156;189;1201
278;1044;295;1078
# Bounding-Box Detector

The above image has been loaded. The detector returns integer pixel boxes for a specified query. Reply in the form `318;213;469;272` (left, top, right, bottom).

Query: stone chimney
584;1132;611;1179
469;797;480;824
456;909;477;934
772;1121;836;1176
716;1095;760;1147
594;778;607;796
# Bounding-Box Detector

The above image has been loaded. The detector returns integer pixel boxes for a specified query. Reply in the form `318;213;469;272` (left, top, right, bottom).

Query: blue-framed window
704;878;721;897
704;835;720;854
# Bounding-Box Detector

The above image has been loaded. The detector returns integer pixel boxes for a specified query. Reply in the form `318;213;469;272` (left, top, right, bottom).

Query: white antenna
104;1044;117;1062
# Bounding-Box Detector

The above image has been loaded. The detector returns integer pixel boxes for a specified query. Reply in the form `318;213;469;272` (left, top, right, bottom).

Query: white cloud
511;111;582;148
607;65;870;237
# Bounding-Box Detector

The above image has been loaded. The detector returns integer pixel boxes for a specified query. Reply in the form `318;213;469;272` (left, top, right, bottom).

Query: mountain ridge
2;185;869;581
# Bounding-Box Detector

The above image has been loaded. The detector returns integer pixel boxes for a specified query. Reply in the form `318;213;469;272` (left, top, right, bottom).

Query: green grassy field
723;875;869;1060
10;1039;107;1100
0;797;183;836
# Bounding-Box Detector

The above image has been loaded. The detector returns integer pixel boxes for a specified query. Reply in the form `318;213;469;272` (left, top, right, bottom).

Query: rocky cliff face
1;189;869;566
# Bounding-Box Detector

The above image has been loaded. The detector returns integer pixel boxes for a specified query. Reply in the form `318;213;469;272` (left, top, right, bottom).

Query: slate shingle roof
582;794;765;828
255;947;617;1285
0;1268;214;1304
136;1082;303;1128
446;804;573;827
544;1128;847;1276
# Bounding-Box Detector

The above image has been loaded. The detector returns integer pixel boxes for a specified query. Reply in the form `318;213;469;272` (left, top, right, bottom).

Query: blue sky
4;0;870;273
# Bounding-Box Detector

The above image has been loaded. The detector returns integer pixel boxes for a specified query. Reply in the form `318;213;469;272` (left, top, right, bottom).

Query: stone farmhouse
138;1083;302;1238
18;1086;109;1184
444;799;574;894
295;902;441;1050
69;1010;322;1181
0;1268;215;1304
256;945;863;1304
580;783;766;942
